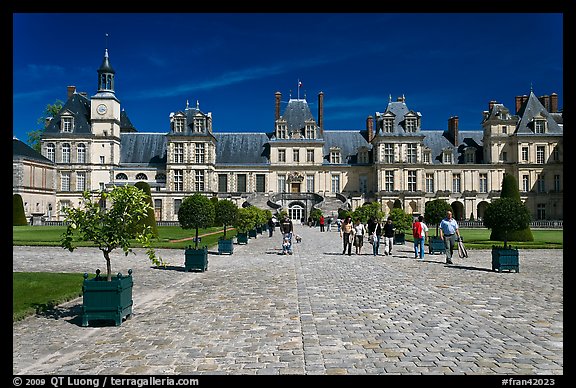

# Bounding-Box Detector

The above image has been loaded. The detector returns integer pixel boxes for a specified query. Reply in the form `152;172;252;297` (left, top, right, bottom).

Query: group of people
268;216;296;255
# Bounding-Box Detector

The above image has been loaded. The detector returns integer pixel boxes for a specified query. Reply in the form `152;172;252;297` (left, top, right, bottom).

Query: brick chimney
366;115;374;142
488;100;497;111
550;93;558;113
318;91;324;134
448;116;459;146
515;94;529;114
67;85;76;99
275;91;281;121
538;95;550;111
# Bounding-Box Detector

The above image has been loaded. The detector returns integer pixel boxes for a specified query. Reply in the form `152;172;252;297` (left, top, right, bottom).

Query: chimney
515;96;523;114
538;95;550;111
275;91;281;121
67;85;76;99
366;115;374;142
448;116;459;146
550;93;558;113
488;100;497;111
318;91;324;133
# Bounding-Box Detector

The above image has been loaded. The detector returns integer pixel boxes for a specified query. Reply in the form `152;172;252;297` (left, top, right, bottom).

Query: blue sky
13;13;563;143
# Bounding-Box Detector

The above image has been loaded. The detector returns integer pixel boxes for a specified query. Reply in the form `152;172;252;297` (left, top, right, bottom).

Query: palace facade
13;49;563;222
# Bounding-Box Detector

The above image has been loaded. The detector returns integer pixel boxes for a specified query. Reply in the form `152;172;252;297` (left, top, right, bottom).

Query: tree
134;181;158;237
178;194;215;249
61;186;164;281
310;208;323;223
214;199;238;239
352;202;384;223
13;194;28;226
424;199;453;236
27;100;64;152
483;197;531;249
388;208;412;234
493;174;534;242
393;199;403;209
234;207;257;233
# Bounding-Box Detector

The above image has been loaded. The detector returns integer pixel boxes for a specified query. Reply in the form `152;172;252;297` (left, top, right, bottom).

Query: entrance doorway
288;204;304;222
291;183;301;193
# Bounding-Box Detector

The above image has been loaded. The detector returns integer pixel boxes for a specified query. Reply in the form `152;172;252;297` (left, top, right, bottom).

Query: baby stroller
282;232;293;255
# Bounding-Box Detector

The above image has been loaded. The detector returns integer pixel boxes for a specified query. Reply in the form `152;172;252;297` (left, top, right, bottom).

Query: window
405;118;416;132
452;174;461;193
195;143;205;163
76;172;85;192
278;175;286;193
256;174;265;192
534;120;545;134
174;170;183;191
194;117;205;132
407;144;417;163
465;149;476;164
479;173;488;193
174;199;182;215
358;150;368;164
423;151;430;164
407;171;417;192
425;173;434;193
218;174;228;192
61;172;70;192
155;173;166;182
99;182;105;191
61;117;73;132
537;174;545;193
330;150;341;164
306;175;314;193
237;174;247;192
553;146;560;161
62;143;70;163
100;156;105;164
536;146;545;164
115;173;128;180
306;149;314;163
174;143;184;163
195;170;204;191
383;118;393;133
174;117;185;133
384;171;394;191
136;173;148;180
293;149;300;163
502;125;507;134
278;149;286;163
278;124;287;139
521;147;529;162
77;144;86;163
383;144;394;163
331;174;340;193
522;175;530;192
305;124;315;139
60;200;71;215
443;151;453;164
359;175;368;194
46;143;55;162
536;204;546;220
554;175;560;192
500;151;507;162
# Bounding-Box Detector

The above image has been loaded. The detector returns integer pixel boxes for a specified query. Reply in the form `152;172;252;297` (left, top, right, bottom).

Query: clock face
97;104;108;115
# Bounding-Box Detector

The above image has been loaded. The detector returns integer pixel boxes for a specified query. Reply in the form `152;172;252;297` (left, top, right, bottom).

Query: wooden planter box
393;232;405;245
218;238;234;255
81;269;133;327
236;232;249;244
492;246;519;273
248;229;258;238
185;246;208;272
429;236;446;255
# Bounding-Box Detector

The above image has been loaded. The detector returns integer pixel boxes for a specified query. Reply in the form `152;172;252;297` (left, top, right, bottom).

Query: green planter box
249;229;258;238
218;238;234;255
185;246;208;272
492;247;519;272
393;232;405;245
236;232;248;244
262;223;268;231
81;269;133;327
429;236;446;254
256;226;263;234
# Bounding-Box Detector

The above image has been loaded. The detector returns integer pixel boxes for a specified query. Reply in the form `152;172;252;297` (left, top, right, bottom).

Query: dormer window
383;118;394;133
305;123;316;139
61;116;73;133
358;150;369;164
330;148;341;164
502;125;508;134
443;150;453;164
465;148;476;164
174;117;185;133
194;116;205;133
276;122;288;139
423;150;431;164
405;117;417;132
534;119;546;134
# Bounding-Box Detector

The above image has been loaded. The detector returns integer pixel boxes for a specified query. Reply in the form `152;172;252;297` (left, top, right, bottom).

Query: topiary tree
469;212;475;221
393;199;403;209
310;208;323;223
13;194;28;226
424;199;453;237
214;199;238;239
483;197;531;249
338;208;352;220
493;174;534;242
178;193;215;249
234;207;257;233
134;181;158;237
61;186;165;281
388;207;412;234
352;202;384;223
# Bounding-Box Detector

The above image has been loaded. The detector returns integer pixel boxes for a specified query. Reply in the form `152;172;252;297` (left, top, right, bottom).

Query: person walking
382;217;395;256
439;210;460;264
367;216;382;256
418;215;428;260
412;217;423;259
340;216;353;255
319;215;325;232
267;216;276;238
280;216;294;255
326;216;333;232
353;218;366;255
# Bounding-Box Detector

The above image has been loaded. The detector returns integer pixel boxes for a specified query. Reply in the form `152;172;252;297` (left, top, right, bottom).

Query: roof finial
530;82;533;93
289;89;292;99
104;33;109;57
196;100;199;110
389;94;392;103
402;93;405;102
186;99;189;109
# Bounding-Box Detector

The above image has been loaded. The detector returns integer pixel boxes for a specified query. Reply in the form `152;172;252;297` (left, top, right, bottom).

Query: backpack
412;221;422;238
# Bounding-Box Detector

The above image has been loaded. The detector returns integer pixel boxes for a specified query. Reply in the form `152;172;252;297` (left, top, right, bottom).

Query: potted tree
178;193;215;272
61;186;165;327
234;207;256;244
424;199;453;254
247;206;260;238
389;207;412;245
483;197;530;273
214;199;238;255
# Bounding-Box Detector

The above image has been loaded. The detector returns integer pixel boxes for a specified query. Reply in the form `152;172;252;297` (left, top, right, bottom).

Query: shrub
13;194;28;226
388;208;412;234
483;197;531;248
134;181;158;237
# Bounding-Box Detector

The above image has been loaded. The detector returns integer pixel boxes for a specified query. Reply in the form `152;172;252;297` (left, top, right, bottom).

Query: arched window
115;173;128;180
46;143;55;162
77;143;86;163
155;173;166;182
136;173;148;180
62;143;70;163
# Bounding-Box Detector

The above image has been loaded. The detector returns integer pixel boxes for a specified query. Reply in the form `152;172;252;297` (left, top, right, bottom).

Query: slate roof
13;137;54;164
281;99;316;132
43;93;92;135
323;130;372;164
515;91;563;135
422;130;484;165
120;133;167;166
374;100;423;136
214;133;270;165
120;109;137;132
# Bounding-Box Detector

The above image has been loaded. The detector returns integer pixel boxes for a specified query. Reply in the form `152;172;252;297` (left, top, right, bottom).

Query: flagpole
297;79;300;100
